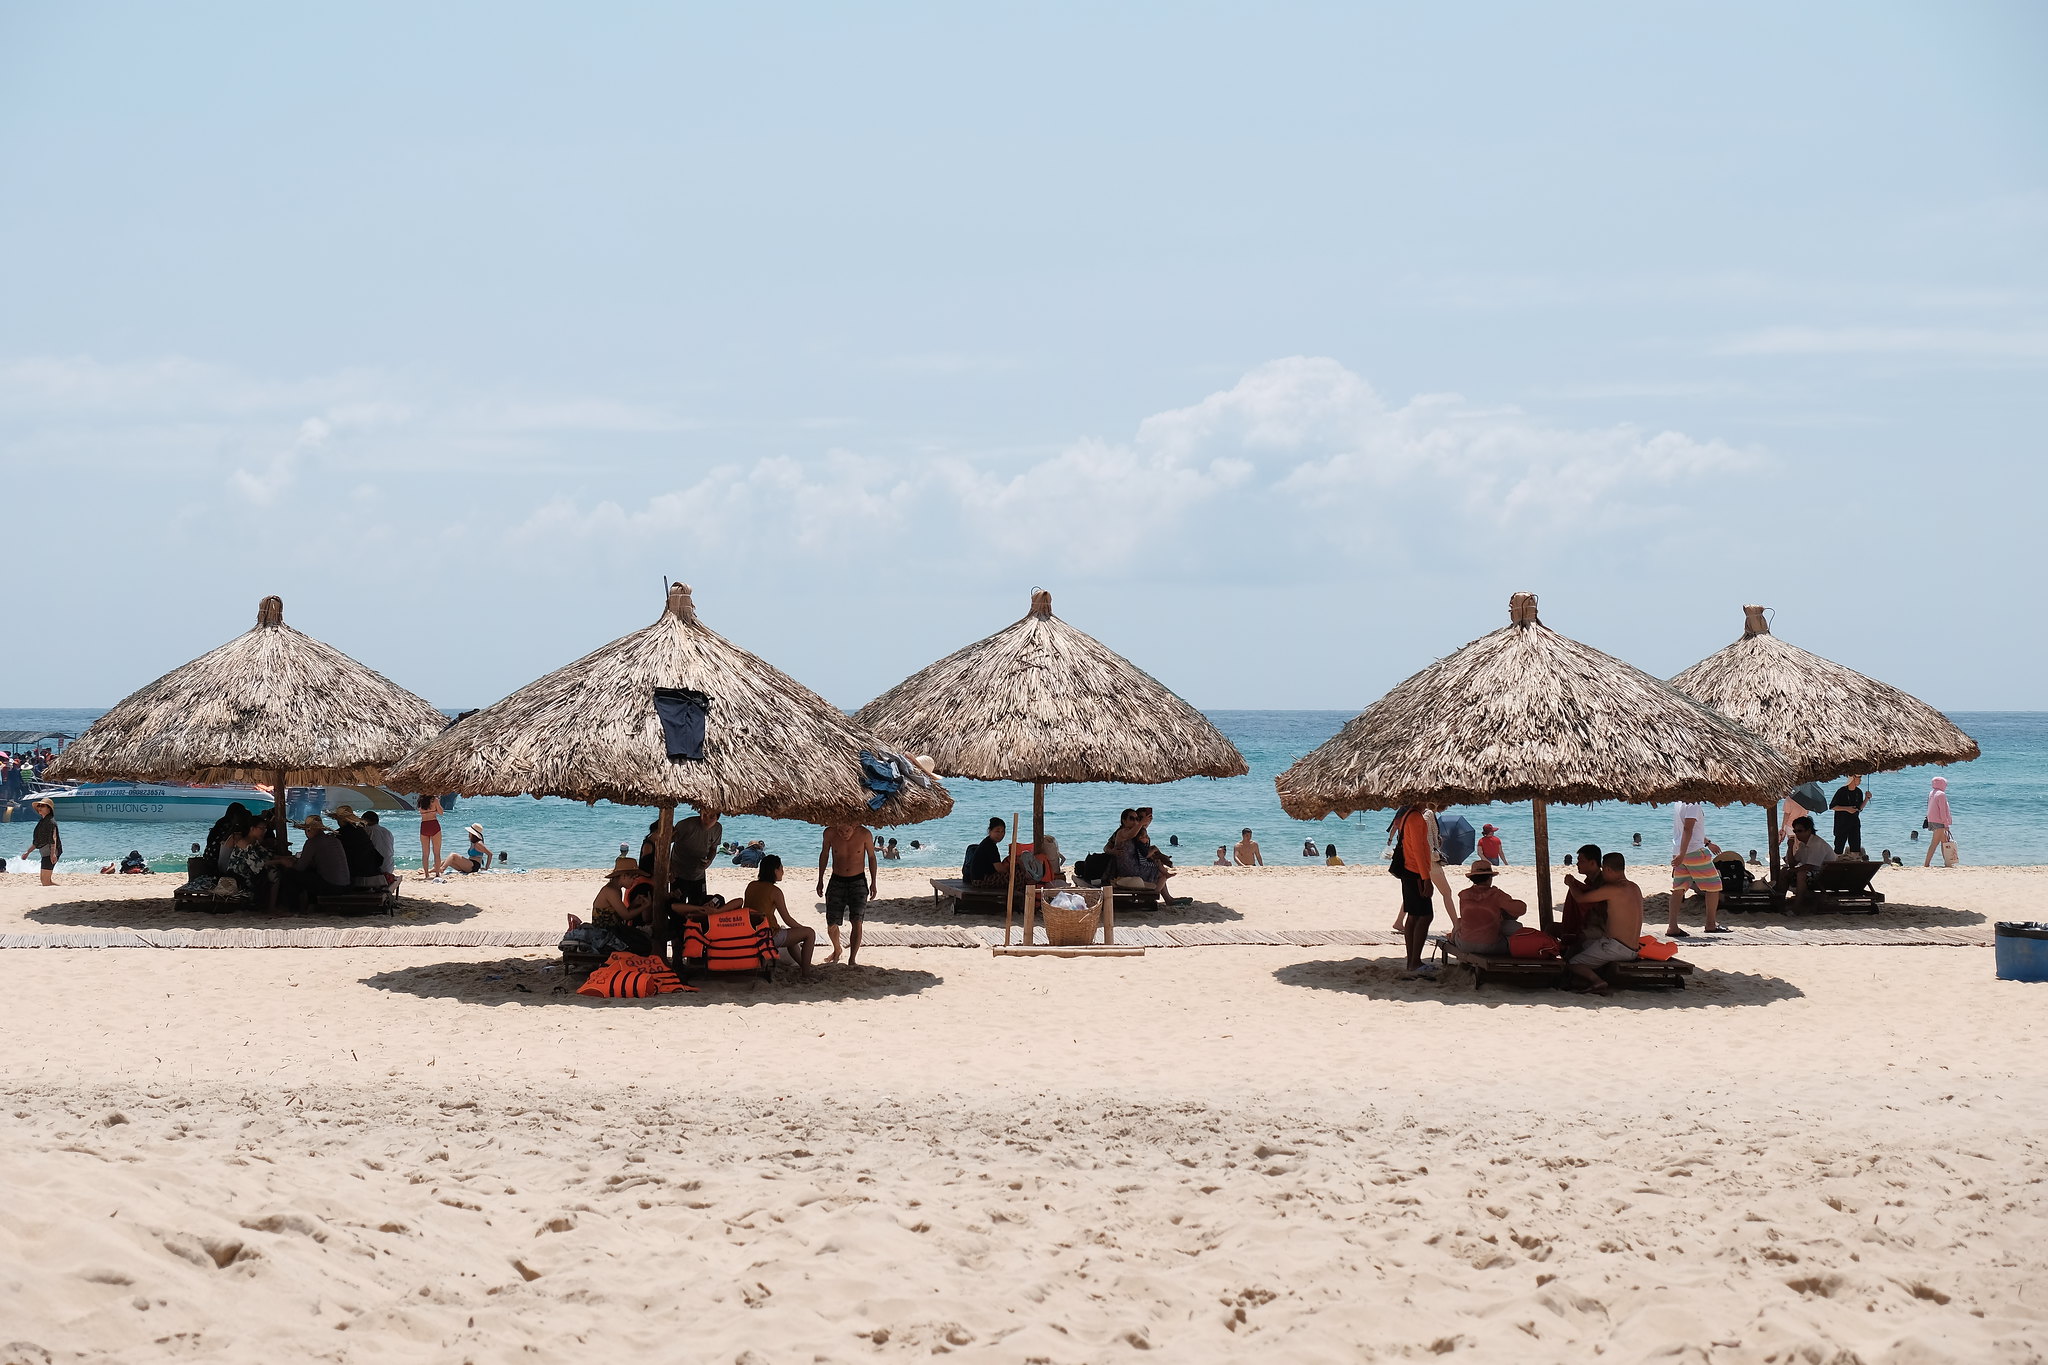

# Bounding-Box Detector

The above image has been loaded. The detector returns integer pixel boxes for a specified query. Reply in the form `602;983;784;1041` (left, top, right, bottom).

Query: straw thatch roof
386;584;953;826
45;596;446;786
1275;593;1794;819
1668;605;1978;784
853;590;1247;785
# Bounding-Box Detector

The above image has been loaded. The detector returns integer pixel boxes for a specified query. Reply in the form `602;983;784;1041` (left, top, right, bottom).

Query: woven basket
1039;900;1101;948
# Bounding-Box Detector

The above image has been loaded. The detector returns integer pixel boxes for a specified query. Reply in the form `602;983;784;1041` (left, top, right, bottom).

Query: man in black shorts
817;821;877;965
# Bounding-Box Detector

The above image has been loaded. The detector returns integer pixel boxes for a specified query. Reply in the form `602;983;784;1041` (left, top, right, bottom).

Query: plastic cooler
1995;923;2048;982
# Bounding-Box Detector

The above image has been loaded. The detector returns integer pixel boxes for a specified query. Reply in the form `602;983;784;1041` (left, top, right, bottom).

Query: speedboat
24;781;279;823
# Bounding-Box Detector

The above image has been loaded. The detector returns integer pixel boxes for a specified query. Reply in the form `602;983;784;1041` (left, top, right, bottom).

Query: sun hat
298;815;329;833
913;755;938;777
1465;857;1496;879
611;855;639;873
466;823;484;840
31;798;54;813
330;804;360;825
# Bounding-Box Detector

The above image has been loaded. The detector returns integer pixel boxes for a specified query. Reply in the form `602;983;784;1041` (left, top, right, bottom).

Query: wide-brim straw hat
465;824;484;841
298;815;329;833
31;798;54;813
330;804;361;825
1465;858;1496;879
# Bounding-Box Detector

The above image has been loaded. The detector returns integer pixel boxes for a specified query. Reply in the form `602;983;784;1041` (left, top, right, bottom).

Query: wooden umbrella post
1006;808;1021;940
1532;799;1554;934
274;767;290;846
1766;802;1781;882
1032;780;1045;851
651;803;675;962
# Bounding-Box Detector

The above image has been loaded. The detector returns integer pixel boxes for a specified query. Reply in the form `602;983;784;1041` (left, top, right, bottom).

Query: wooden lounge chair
1724;860;1885;915
930;877;1163;915
1437;936;1694;990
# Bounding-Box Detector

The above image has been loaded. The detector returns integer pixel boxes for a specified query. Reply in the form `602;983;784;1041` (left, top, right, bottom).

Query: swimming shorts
1570;935;1639;967
824;873;868;926
420;819;441;838
1671;846;1723;893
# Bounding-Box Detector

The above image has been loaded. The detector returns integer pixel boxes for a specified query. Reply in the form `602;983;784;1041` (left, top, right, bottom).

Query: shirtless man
1567;852;1643;996
1557;844;1603;955
1233;828;1264;867
816;822;877;965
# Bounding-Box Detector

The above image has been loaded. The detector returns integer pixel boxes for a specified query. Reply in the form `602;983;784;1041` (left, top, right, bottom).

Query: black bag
1074;851;1113;885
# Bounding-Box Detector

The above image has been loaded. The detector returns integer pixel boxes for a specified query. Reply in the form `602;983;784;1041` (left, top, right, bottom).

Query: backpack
1074;852;1114;885
1436;814;1476;866
1508;928;1562;960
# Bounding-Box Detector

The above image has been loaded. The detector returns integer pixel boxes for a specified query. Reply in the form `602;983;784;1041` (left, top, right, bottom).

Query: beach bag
1637;935;1679;961
1436;814;1476;866
1940;840;1960;867
1075;852;1113;885
1507;928;1562;960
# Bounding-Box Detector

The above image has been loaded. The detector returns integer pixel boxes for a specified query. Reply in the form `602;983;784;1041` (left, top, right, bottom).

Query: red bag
1508;928;1562;959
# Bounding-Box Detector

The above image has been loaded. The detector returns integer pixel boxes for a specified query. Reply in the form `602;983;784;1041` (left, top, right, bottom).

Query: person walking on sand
416;794;445;878
1234;828;1264;866
1389;804;1444;979
23;797;60;886
817;821;877;965
1666;800;1727;937
1922;777;1954;867
1830;774;1869;856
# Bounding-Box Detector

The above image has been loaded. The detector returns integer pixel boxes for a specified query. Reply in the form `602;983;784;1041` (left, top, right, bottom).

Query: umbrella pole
274;767;289;845
1008;809;1022;942
1766;803;1781;881
1532;800;1554;934
1032;781;1045;851
652;803;675;962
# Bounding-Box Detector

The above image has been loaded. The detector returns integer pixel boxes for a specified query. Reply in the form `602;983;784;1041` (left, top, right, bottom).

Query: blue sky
2;2;2042;711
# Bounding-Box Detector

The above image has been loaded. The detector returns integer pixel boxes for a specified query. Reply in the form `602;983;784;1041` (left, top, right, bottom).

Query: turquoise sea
4;708;2041;874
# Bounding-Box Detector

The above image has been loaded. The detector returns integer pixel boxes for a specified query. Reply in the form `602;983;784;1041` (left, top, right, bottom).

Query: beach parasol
1668;605;1979;876
44;596;446;839
852;588;1247;850
387;582;953;908
1274;592;1794;929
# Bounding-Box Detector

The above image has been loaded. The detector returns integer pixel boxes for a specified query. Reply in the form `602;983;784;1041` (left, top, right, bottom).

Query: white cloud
510;357;1760;573
229;416;330;506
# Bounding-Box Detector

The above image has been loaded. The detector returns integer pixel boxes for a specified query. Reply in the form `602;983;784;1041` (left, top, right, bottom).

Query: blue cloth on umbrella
859;750;904;810
653;688;711;763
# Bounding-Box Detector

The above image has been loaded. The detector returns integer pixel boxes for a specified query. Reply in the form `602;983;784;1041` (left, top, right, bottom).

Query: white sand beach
2;865;2044;1363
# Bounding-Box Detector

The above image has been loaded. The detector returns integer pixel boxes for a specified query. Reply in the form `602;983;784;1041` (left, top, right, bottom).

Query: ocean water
3;708;2041;874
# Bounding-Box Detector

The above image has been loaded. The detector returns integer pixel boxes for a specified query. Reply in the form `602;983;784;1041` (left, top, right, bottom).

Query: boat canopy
0;731;74;752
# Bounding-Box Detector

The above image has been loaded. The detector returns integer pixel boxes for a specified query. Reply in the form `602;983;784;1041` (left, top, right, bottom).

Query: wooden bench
929;877;1162;915
1438;937;1694;990
171;878;401;917
1721;860;1884;914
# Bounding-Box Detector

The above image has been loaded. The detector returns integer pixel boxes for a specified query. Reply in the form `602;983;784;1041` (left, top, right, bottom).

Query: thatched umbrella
387;583;953;908
45;595;446;839
1669;605;1979;877
853;589;1246;849
1274;592;1794;930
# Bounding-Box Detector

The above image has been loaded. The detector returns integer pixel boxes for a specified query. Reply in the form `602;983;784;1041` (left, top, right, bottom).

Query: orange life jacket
683;908;779;971
577;951;692;997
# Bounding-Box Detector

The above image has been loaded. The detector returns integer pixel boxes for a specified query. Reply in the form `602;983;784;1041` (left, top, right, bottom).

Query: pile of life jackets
576;951;693;998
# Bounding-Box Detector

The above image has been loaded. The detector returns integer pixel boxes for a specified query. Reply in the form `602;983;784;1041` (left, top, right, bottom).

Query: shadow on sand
1272;955;1806;1008
23;895;483;931
362;955;944;1007
1648;890;1984;931
866;891;1245;927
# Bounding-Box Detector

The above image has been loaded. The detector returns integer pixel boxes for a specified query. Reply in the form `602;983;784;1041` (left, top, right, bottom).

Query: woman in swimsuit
742;855;814;975
417;795;444;877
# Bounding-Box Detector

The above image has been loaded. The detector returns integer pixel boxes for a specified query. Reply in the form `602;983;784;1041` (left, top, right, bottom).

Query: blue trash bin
1995;923;2048;982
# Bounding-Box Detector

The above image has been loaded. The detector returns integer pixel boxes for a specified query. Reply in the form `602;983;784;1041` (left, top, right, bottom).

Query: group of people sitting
181;802;407;910
1445;844;1648;997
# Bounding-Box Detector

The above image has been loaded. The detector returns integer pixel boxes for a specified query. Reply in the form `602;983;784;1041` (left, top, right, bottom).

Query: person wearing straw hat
22;797;61;885
438;823;492;878
1449;858;1526;957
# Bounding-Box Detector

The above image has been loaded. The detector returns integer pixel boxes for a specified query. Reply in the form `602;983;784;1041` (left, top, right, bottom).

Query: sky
1;1;2043;713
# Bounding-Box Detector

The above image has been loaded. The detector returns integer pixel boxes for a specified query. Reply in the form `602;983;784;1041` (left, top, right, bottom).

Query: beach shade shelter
1274;593;1795;931
387;583;953;915
1669;605;1979;878
44;596;446;839
852;589;1247;851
